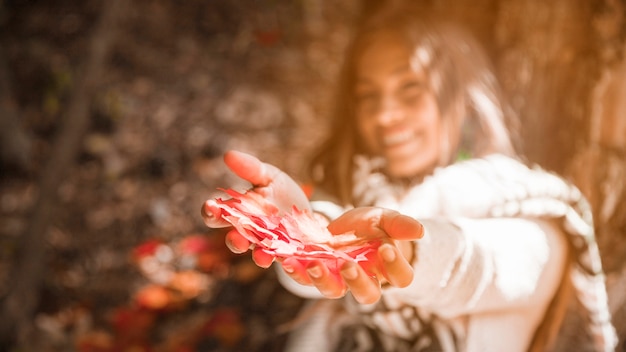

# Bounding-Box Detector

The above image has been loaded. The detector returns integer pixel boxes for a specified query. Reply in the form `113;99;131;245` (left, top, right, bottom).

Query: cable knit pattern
351;154;617;351
281;154;616;352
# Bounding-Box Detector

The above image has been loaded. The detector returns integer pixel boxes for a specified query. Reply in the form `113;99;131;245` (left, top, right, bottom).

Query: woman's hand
201;150;311;267
281;207;424;304
201;151;424;305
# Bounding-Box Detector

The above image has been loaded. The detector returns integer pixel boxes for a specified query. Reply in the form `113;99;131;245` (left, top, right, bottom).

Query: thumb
328;207;424;241
379;210;424;241
224;150;281;188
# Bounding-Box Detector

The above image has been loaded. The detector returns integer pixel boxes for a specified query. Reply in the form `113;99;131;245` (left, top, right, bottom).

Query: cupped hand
280;207;424;304
201;150;311;267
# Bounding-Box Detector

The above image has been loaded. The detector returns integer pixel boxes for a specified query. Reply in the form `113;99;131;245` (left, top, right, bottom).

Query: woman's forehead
354;32;427;82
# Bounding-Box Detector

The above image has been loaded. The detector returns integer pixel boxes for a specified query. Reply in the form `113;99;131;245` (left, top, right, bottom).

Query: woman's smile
382;128;414;147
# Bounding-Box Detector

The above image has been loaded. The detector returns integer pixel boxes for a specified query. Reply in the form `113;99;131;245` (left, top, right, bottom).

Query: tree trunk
0;43;33;174
0;0;125;346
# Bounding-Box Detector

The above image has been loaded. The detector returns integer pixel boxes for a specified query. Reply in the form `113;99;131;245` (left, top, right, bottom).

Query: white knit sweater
277;154;615;352
279;217;566;352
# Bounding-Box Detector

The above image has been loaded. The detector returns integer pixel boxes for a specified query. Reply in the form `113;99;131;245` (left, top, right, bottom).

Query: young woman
202;6;616;352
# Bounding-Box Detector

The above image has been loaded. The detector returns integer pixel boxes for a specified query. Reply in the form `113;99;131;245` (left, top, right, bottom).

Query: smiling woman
353;28;444;179
310;15;517;204
201;3;617;352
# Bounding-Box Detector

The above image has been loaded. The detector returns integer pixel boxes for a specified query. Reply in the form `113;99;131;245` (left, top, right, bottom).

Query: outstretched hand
201;150;311;267
201;151;425;305
282;207;423;304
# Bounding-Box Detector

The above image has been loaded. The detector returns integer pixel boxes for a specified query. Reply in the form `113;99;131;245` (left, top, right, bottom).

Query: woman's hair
309;7;520;205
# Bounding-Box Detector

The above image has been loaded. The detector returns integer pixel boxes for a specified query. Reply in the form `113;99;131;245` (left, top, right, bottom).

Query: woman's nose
376;98;404;126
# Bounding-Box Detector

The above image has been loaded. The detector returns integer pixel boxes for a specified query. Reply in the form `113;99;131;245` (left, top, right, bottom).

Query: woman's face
354;31;443;179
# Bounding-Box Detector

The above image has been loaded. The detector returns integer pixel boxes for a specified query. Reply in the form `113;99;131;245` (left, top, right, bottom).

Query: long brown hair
309;7;520;205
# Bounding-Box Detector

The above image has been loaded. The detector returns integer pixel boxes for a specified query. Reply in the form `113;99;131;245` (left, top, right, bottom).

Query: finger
225;229;251;254
281;258;313;286
328;208;424;241
306;261;347;299
224;150;311;214
378;243;414;287
252;247;275;268
340;261;381;304
201;200;231;228
380;211;424;241
328;207;387;238
224;150;281;188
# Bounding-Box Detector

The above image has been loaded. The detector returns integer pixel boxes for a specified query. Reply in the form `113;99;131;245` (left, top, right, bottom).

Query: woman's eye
400;87;427;107
399;81;426;99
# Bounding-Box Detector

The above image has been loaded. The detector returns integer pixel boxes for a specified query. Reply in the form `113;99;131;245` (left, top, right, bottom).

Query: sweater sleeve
388;217;568;318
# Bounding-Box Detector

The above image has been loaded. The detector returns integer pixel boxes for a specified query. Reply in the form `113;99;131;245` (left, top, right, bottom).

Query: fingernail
380;244;396;262
282;264;294;274
201;206;219;228
225;238;245;254
341;263;358;280
307;265;322;279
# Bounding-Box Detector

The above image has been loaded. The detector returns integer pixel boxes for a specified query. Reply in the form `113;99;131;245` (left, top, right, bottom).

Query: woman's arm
277;214;567;317
390;217;568;317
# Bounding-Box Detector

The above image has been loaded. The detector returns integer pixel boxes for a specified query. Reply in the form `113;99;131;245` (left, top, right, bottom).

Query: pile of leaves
39;230;305;351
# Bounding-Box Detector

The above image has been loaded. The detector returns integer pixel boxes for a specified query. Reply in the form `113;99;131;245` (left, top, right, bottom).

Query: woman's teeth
383;130;414;146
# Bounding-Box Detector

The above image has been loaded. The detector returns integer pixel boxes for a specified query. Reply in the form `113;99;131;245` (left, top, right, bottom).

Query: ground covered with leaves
0;0;359;350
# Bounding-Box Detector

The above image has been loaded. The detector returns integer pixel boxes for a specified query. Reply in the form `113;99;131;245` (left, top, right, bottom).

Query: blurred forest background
1;0;626;351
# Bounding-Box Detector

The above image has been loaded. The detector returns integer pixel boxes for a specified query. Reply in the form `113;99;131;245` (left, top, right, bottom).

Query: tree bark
0;44;32;173
493;0;601;173
0;0;125;346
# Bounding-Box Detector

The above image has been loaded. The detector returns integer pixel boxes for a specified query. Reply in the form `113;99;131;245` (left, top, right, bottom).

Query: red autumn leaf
134;284;172;311
178;234;211;255
132;239;163;261
168;270;211;299
196;251;230;275
177;233;232;274
205;189;382;275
